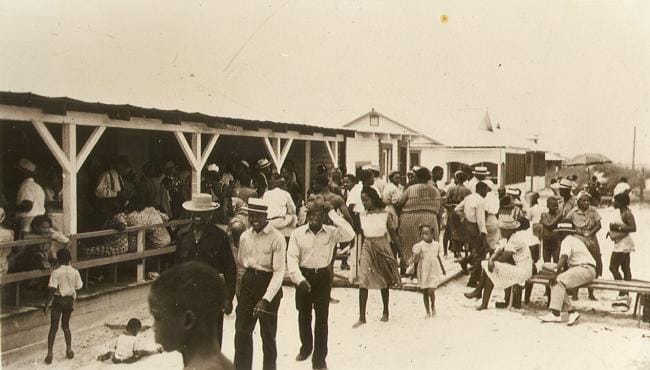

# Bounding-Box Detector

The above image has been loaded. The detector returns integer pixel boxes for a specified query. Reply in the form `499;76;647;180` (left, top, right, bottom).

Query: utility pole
632;126;636;170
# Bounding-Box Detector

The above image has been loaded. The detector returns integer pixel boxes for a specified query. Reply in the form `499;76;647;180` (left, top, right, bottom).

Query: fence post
136;230;145;283
70;235;78;263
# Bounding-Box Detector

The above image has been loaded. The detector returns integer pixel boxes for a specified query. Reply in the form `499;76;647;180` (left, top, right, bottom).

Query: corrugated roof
0;91;355;137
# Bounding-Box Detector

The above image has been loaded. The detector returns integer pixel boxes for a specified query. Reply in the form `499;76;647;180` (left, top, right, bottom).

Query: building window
369;110;380;126
409;152;420;168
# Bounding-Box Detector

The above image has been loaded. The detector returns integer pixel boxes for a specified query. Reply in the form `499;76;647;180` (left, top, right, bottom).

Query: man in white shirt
455;182;489;287
287;202;354;370
15;158;46;234
262;174;297;230
613;177;631;196
235;198;286;370
539;223;596;326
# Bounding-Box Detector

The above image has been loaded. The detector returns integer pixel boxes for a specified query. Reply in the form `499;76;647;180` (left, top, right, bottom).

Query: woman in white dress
463;215;532;310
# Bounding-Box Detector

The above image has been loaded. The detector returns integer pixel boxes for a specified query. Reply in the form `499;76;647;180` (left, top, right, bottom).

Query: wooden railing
0;219;192;306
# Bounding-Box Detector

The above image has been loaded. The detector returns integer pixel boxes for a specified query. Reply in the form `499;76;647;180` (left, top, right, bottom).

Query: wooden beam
333;141;339;167
324;140;337;166
32;121;73;172
1;105;346;141
76;126;106;172
277;138;294;170
191;133;201;194
304;141;311;199
174;132;198;170
62;124;77;235
263;137;280;170
199;134;220;170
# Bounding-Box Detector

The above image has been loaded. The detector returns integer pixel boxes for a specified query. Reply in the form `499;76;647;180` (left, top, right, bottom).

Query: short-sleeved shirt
540;212;560;240
360;209;396;238
114;334;147;361
16;178;46;218
48;264;83;298
566;206;601;233
560;235;596;267
262;187;296;220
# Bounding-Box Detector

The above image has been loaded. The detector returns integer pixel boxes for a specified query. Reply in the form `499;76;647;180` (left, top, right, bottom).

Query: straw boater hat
240;198;268;214
506;188;522;197
558;178;574;189
388;169;400;178
256;158;271;170
240;160;250;168
497;215;520;230
472;166;490;176
554;222;576;233
361;164;372;171
206;163;219;173
16;158;36;174
182;193;220;212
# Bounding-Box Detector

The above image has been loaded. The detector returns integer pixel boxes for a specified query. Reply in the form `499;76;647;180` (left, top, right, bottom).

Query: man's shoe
466;281;478;288
538;312;562;323
313;361;328;370
495;301;508;309
464;290;482;300
44;353;53;365
567;312;581;326
296;352;311;362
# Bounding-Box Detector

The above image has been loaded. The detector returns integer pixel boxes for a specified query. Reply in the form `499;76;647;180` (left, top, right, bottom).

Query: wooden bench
527;275;650;327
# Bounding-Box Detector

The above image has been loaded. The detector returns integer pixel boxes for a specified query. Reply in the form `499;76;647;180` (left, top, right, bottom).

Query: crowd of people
2;154;641;369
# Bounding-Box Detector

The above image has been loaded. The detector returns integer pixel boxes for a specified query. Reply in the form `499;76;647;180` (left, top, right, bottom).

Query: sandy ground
6;204;650;370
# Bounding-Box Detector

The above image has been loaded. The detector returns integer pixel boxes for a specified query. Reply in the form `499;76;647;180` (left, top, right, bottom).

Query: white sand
6;204;650;370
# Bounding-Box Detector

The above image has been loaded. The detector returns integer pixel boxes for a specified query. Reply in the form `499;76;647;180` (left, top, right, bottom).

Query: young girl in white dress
408;224;446;318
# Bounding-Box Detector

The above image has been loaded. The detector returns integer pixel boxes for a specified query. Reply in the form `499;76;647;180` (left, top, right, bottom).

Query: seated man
538;223;597;326
262;173;297;230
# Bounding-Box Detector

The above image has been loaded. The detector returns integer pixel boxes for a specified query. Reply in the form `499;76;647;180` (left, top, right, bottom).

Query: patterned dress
481;231;533;290
125;207;171;249
0;227;14;275
396;183;440;269
566;206;603;276
85;213;129;257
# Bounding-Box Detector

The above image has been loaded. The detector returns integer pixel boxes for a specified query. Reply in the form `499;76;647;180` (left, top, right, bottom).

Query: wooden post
70;236;78;263
304;141;311;199
136;230;145;282
405;140;411;176
62;124;77;235
191;133;201;194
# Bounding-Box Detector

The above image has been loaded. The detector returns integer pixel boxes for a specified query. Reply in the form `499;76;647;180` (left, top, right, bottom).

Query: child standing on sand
44;248;82;365
608;193;637;310
408;224;446;318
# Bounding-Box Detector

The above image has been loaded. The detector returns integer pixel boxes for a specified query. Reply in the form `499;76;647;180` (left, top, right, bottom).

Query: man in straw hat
287;199;354;370
15;158;46;235
234;198;286;370
557;178;577;218
463;215;532;310
175;193;236;348
253;158;274;197
538;223;596;325
467;165;495;194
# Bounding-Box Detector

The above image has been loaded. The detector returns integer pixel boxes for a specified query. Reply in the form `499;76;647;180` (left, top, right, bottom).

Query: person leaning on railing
0;207;15;275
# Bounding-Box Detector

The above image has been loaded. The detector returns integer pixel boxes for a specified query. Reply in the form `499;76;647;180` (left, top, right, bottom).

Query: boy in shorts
44;248;83;365
149;261;234;370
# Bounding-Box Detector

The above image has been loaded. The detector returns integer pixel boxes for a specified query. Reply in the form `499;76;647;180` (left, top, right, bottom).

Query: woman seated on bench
538;223;597;326
463;215;532;310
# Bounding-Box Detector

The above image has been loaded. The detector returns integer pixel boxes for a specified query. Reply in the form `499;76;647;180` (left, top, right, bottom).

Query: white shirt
95;170;122;198
346;183;380;213
262;187;296;219
48;264;83;298
613;182;631;195
382;182;404;205
238;224;286;302
373;178;387;197
560;235;597;267
527;204;545;224
455;193;487;233
114;334;147;360
484;191;500;215
16;178;46;218
287;210;354;284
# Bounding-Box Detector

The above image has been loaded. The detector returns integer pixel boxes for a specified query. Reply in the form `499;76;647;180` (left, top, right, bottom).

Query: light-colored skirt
359;236;402;290
486;214;500;250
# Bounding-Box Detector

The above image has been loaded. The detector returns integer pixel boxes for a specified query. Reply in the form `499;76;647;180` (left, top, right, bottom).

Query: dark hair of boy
31;214;52;230
126;318;142;335
57;248;71;265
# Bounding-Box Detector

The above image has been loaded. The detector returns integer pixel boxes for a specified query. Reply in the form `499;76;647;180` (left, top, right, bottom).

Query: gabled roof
343;109;441;144
0;91;356;137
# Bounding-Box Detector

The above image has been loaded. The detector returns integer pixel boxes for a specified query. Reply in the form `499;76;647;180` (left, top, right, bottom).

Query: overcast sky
1;1;648;166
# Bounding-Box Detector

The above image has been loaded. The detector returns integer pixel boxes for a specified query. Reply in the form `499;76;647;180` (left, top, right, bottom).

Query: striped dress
396;183;441;270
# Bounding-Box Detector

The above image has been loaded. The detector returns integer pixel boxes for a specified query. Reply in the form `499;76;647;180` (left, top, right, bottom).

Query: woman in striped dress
396;168;441;274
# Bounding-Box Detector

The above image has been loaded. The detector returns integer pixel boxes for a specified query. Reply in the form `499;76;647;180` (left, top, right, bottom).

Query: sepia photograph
0;1;649;369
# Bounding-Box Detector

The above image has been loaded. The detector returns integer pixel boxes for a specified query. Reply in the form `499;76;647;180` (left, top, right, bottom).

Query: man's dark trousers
234;270;282;370
463;220;486;285
296;267;331;369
